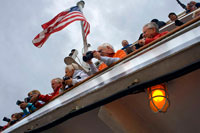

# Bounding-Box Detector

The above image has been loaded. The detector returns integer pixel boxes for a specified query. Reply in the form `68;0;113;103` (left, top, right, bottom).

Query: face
65;68;74;77
187;3;196;11
122;40;129;47
97;46;114;56
143;26;157;38
11;115;16;120
169;14;177;21
51;79;61;91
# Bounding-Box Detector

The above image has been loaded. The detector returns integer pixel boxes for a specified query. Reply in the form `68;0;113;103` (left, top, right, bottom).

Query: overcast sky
0;0;194;126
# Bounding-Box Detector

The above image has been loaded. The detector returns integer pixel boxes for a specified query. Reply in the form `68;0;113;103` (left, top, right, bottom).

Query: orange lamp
147;84;169;113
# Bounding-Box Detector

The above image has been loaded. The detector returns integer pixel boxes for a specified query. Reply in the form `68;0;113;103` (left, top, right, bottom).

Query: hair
98;43;114;51
52;78;63;84
28;90;41;96
168;12;177;18
190;1;196;5
151;19;159;23
11;112;23;120
122;40;128;44
143;22;159;33
65;63;79;72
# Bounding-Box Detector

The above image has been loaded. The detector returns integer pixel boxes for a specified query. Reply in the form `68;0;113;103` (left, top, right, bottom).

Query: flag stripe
53;18;87;33
47;11;82;28
56;14;86;29
33;6;90;48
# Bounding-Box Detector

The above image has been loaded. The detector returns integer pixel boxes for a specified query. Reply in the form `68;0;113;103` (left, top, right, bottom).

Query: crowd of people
121;0;200;55
1;0;200;131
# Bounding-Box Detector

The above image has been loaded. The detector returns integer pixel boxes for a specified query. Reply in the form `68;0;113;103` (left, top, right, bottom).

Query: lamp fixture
147;84;169;113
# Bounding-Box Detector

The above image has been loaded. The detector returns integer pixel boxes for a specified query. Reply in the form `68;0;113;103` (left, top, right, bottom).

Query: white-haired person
86;43;126;74
138;22;169;46
63;63;88;89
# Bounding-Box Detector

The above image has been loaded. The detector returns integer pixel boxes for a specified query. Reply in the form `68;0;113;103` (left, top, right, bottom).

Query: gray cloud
0;0;191;126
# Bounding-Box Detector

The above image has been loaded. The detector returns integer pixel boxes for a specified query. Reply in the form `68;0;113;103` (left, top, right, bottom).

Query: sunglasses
97;50;103;53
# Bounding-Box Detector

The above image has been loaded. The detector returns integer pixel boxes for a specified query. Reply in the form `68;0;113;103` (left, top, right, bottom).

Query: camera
62;76;70;86
10;120;17;125
16;100;23;106
83;51;93;62
62;76;73;89
63;76;70;81
3;117;10;122
24;96;31;103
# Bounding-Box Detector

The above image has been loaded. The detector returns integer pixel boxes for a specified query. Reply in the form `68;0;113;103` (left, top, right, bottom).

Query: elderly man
63;63;88;90
138;22;169;46
30;78;63;104
86;43;126;74
121;40;134;54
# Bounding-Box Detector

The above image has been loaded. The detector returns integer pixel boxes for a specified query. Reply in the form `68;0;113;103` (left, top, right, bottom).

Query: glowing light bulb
147;84;169;113
152;90;164;102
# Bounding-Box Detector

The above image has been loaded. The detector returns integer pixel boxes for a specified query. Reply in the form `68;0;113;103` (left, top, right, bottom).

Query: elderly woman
63;63;88;88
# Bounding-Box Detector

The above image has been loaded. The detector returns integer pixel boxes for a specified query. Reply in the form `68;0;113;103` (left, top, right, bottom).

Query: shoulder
115;50;127;58
73;70;87;76
160;31;169;36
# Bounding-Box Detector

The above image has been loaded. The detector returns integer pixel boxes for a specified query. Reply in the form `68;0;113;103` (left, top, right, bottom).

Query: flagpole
77;0;88;55
76;0;90;71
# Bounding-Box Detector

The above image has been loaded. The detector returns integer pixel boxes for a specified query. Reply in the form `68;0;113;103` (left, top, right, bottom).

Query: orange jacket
98;50;126;71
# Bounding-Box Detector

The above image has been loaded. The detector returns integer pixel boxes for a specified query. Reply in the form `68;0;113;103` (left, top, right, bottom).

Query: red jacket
145;31;169;44
1;124;9;131
38;85;61;103
34;101;45;108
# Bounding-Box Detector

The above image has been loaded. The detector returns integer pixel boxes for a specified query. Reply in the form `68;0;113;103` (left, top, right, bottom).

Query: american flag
32;6;90;48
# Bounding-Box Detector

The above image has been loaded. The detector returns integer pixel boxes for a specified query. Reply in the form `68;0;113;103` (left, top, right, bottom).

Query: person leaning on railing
62;63;89;91
30;78;63;104
28;90;45;108
0;112;23;131
17;101;36;116
168;12;184;26
85;43;126;74
138;22;169;47
186;1;200;13
121;40;135;54
176;0;200;13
